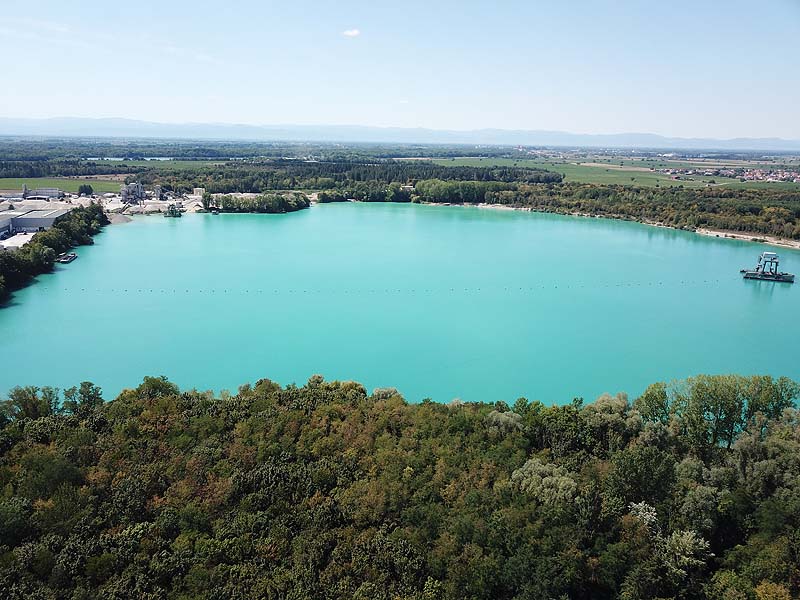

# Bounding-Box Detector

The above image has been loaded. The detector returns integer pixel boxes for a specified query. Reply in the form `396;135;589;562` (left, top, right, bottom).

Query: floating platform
164;204;183;218
56;252;77;264
742;271;795;283
741;252;794;283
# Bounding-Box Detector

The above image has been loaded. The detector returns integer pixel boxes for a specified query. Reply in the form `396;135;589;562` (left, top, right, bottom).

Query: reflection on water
744;278;793;300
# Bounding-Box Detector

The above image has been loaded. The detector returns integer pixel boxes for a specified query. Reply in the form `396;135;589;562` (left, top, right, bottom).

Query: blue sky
2;0;799;138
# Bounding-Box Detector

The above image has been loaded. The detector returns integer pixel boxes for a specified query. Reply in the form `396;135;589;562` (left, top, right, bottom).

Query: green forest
320;179;800;240
1;374;798;599
2;138;799;240
0;204;108;302
133;160;561;195
210;192;310;214
414;182;800;240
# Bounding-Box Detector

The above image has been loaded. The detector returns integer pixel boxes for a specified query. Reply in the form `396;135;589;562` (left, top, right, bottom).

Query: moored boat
56;252;78;264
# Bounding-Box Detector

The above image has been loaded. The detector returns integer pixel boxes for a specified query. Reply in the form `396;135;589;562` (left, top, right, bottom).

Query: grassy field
430;157;800;190
91;159;223;171
0;178;122;194
576;157;800;171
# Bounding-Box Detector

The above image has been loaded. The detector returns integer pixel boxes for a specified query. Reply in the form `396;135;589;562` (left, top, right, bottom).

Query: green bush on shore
214;192;310;213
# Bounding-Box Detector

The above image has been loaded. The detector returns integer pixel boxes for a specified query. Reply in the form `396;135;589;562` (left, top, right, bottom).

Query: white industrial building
0;208;72;248
13;208;72;232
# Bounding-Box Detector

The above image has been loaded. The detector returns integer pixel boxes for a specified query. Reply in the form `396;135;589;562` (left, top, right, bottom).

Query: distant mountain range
1;117;799;152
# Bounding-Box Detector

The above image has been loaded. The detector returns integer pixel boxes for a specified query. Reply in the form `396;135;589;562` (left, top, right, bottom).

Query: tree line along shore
0;204;108;302
4;145;798;240
318;180;800;241
0;139;800;240
170;157;800;241
3;145;800;304
0;373;798;599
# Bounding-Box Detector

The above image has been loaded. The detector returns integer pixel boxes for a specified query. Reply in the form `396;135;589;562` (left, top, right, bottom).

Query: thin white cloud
0;17;70;33
0;24;92;49
342;28;360;38
0;23;222;66
399;99;410;104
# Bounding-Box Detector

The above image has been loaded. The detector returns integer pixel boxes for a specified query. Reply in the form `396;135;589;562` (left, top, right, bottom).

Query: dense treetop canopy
0;373;798;599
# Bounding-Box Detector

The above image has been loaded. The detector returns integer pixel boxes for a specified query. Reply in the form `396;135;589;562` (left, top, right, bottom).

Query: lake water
2;203;798;404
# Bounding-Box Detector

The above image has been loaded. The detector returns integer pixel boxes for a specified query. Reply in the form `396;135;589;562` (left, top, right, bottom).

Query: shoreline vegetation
120;197;800;251
129;193;800;252
3;140;799;247
420;202;800;251
0;204;108;303
410;182;800;241
693;227;800;250
204;192;310;214
316;180;800;250
0;373;798;598
4;141;800;305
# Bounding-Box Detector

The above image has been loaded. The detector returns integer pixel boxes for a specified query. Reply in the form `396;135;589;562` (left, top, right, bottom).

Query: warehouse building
21;184;65;200
12;208;71;232
0;210;30;237
0;213;16;237
1;207;73;250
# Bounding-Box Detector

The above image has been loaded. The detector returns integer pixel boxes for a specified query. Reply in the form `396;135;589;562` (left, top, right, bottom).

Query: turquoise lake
1;202;798;404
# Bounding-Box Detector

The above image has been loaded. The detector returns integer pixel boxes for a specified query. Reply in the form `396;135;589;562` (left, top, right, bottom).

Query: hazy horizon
2;0;799;139
3;117;800;151
4;116;800;141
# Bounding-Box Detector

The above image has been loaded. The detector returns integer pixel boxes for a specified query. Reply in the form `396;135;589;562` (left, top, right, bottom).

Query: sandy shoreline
421;201;800;250
112;200;800;251
695;228;800;250
422;201;523;211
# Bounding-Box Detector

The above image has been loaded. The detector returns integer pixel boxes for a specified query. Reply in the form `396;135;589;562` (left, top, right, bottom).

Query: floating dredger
741;252;795;283
164;203;183;218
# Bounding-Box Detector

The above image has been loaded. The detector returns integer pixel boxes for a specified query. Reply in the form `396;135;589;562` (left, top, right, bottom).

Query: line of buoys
46;279;730;295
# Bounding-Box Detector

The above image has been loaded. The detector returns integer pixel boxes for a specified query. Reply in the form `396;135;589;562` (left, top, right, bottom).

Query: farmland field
583;157;800;170
429;157;800;190
89;159;224;170
0;177;122;194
